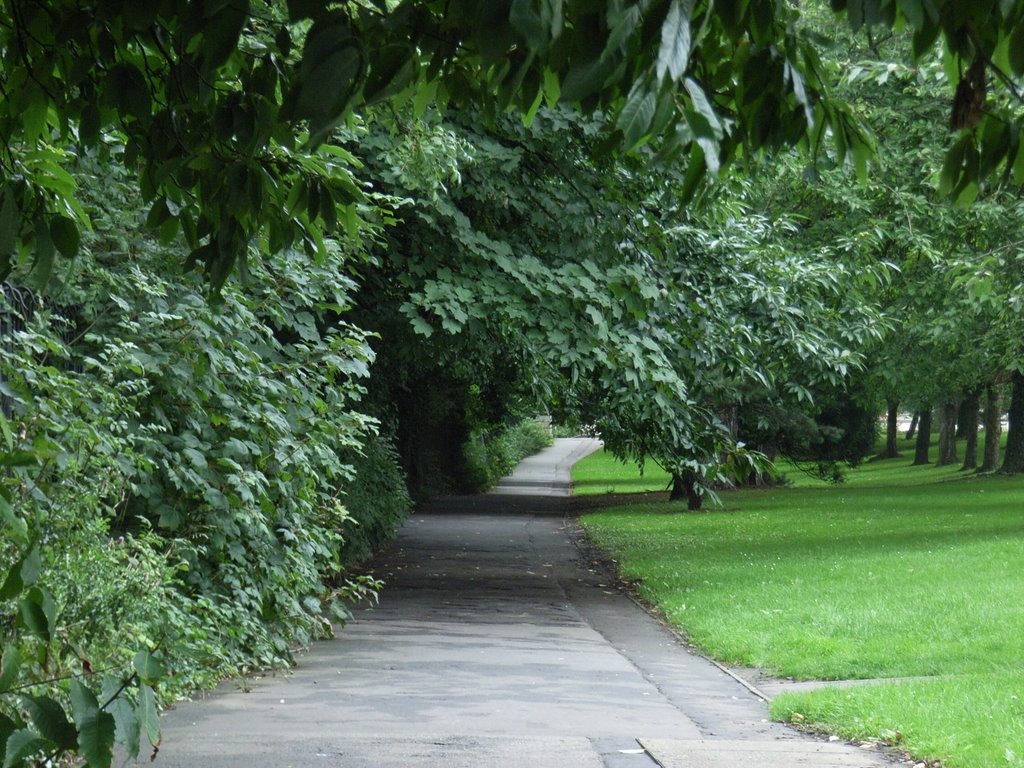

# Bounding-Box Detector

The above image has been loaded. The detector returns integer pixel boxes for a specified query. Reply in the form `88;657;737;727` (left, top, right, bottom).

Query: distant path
489;436;603;496
142;439;894;768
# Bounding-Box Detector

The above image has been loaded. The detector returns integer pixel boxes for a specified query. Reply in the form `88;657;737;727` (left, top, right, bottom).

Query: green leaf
911;20;941;59
133;650;165;686
605;5;641;56
0;188;20;266
2;729;48;768
542;67;560;106
953;179;979;207
560;56;612;101
70;680;116;768
18;548;40;589
137;684;160;748
409;315;434;337
0;549;35;601
145;199;170;230
0;451;36;468
50;215;80;258
101;677;140;759
22;95;48;144
17;588;55;642
363;44;417;106
21;696;76;750
412;78;439;119
510;0;547;49
0;494;27;546
679;142;707;202
1014;137;1024;185
0;412;12;452
294;20;363;145
657;0;693;82
616;86;657;149
1009;23;1024;77
0;713;17;764
683;78;722;138
32;220;54;289
201;0;249;72
939;135;970;196
79;102;101;146
0;646;20;692
105;63;151;121
896;0;925;28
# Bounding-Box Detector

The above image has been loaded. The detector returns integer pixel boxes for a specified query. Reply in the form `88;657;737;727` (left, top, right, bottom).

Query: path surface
489;436;602;496
142;439;895;768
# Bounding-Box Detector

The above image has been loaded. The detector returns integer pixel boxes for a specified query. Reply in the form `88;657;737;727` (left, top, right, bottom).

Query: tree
744;6;1024;479
0;0;1022;292
881;400;901;459
980;383;1003;472
1003;371;1024;474
913;408;934;465
959;387;981;471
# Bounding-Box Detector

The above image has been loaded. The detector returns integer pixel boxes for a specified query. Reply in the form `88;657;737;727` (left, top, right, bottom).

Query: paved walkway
489;436;603;496
142;439;896;768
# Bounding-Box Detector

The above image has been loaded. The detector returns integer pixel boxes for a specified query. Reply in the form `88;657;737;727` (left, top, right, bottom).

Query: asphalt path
141;439;895;767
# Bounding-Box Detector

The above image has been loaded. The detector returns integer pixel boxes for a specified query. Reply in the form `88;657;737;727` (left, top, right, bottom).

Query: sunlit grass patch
571;448;672;495
772;673;1024;768
577;436;1024;768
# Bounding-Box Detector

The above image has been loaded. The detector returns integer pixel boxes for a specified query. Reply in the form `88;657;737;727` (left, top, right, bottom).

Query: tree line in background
0;0;1023;765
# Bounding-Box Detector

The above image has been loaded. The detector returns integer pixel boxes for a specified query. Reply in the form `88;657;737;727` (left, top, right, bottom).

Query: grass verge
576;438;1024;768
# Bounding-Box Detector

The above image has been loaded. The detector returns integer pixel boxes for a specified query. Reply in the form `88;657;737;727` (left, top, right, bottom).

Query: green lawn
576;437;1024;768
571;448;673;494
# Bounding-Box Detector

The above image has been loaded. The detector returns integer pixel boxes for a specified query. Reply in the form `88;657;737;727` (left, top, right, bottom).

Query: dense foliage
1;0;1023;765
1;0;1022;293
0;155;398;765
745;5;1024;477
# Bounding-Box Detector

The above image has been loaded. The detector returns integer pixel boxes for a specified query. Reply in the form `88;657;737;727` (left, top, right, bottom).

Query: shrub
462;418;553;492
338;434;414;565
0;151;392;757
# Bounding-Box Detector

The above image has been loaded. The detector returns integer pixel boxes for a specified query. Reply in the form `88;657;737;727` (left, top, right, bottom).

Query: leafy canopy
2;0;1022;289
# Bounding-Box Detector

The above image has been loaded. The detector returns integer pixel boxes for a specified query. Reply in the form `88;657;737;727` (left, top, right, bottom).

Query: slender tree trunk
670;470;703;511
1001;371;1024;474
979;383;1002;473
960;388;981;471
905;412;919;441
936;401;959;466
912;408;933;465
879;400;900;459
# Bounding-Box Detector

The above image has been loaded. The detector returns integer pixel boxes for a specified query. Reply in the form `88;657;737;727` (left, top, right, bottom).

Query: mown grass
571;449;673;494
576;435;1024;768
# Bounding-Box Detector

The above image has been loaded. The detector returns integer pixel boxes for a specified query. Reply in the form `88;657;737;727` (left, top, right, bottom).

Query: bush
0;151;395;753
339;434;414;565
462;418;553;492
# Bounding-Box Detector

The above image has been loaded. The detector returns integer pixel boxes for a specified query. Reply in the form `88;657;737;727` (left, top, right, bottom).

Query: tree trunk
1000;371;1024;474
905;412;919;441
979;383;1002;473
955;398;974;439
879;400;900;458
960;389;981;471
912;408;932;465
670;470;703;511
936;401;959;466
